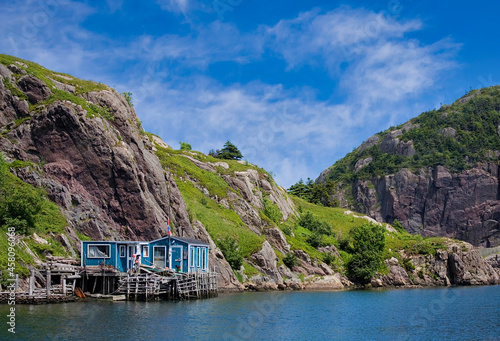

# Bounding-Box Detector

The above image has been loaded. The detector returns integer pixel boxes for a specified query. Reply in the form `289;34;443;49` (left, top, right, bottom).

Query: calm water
1;286;499;340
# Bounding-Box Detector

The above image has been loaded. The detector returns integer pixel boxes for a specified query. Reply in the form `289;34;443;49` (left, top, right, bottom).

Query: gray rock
17;75;51;103
250;241;283;284
354;157;373;172
357;135;380;152
440;127;456;138
264;227;290;254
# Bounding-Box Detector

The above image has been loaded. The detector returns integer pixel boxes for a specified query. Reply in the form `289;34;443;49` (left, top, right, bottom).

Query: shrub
262;197;283;224
323;252;336;266
393;219;405;233
179;141;192;151
283;252;298;269
403;258;415;271
122;92;133;106
218;236;243;270
307;231;325;248
347;223;386;283
281;224;293;236
298;211;334;236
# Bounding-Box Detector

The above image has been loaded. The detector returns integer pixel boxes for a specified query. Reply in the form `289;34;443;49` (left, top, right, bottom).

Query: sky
0;0;499;188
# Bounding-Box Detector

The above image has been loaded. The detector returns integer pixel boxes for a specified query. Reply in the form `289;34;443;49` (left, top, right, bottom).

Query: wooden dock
0;257;80;304
0;257;218;303
115;272;218;301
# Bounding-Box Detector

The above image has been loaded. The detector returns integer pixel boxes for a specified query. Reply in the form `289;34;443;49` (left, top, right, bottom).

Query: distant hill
316;86;500;247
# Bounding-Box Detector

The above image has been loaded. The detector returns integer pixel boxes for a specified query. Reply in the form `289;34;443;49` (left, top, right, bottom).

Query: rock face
349;164;500;247
327;162;500;248
0;64;192;246
378;243;499;287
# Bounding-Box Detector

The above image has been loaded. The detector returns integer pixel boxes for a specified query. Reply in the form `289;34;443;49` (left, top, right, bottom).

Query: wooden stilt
28;270;34;296
46;270;51;297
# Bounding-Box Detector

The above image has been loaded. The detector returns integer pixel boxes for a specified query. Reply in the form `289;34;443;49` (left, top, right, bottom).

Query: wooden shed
81;236;210;273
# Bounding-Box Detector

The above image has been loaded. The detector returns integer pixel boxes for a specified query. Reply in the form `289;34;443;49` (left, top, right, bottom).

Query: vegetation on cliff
291;85;500;207
0;155;68;286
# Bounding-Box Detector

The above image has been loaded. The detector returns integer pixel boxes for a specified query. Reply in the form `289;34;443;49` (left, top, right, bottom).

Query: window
202;248;207;270
88;244;110;258
197;247;201;267
153;246;166;268
119;245;126;258
190;247;195;267
142;245;149;258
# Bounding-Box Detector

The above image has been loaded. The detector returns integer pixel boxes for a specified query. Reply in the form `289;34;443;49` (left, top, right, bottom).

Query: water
1;286;499;340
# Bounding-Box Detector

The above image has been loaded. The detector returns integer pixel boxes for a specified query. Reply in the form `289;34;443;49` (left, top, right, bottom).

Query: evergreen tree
217;141;242;160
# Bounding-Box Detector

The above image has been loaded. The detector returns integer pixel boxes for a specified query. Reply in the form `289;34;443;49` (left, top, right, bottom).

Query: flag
167;218;171;235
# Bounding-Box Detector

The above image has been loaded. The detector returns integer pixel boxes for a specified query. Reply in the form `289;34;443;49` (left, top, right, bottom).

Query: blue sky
0;0;498;187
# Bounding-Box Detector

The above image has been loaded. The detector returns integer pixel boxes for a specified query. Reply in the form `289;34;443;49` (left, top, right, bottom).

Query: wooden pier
0;257;80;304
115;272;218;300
1;257;218;303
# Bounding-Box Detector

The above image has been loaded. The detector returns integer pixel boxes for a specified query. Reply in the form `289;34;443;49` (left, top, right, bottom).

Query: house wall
82;238;209;273
82;241;118;268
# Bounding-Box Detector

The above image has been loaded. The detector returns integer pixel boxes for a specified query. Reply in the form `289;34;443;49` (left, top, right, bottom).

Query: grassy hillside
154;144;452;281
0;155;69;286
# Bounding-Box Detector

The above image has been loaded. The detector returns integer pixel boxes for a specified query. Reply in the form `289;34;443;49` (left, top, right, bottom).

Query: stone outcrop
250;241;283;284
377;242;499;287
0;64;195;254
341;164;500;247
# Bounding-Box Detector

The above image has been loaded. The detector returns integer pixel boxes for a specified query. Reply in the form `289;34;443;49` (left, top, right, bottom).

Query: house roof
82;235;209;247
173;236;210;246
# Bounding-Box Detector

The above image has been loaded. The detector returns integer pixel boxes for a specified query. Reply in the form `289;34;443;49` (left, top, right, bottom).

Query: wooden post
29;270;34;296
62;277;67;296
46;270;51;297
127;274;130;299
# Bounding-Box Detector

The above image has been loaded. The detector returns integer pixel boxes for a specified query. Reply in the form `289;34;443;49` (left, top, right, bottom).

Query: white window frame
153;246;166;268
197;247;201;268
202;248;207;270
87;244;111;259
190;247;195;267
119;245;126;258
142;245;149;258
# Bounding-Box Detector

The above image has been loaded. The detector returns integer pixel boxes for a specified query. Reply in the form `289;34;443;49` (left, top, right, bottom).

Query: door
171;246;182;272
153;246;166;269
127;245;135;270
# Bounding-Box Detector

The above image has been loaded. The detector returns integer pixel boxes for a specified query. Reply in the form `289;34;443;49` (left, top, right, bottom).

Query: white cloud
0;3;461;187
156;0;191;14
265;7;422;70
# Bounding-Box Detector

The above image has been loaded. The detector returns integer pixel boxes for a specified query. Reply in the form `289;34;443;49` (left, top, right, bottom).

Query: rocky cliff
1;55;498;292
317;86;500;248
0;55;348;291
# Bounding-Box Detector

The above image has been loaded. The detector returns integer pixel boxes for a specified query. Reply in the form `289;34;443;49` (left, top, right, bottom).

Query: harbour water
1;285;499;340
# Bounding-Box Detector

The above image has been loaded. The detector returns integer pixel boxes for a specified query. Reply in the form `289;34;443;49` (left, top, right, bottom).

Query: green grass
0;155;70;283
156;147;231;198
242;262;260;278
0;54;114;121
2;77;28;101
0;54;108;95
292;196;368;238
175;180;263;257
385;230;448;257
76;231;92;241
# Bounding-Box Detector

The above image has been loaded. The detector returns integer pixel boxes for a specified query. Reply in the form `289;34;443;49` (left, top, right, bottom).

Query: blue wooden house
81;236;210;273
